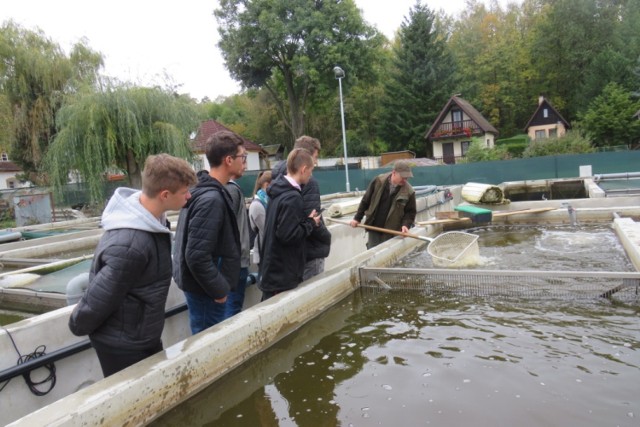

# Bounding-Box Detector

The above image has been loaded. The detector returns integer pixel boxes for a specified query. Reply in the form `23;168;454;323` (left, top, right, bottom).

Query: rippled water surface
154;291;640;427
153;224;638;426
399;224;634;271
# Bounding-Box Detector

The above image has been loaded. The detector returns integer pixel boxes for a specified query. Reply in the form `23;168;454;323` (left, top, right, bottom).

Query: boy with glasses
172;130;245;334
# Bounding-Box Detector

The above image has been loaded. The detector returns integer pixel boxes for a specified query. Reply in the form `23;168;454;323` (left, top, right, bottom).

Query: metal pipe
334;66;350;193
594;172;640;182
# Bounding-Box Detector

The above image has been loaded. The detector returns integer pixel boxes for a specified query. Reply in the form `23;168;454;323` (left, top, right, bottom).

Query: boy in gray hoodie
69;154;196;377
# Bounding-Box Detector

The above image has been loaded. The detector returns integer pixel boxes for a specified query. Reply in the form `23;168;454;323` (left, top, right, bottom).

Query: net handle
326;218;434;243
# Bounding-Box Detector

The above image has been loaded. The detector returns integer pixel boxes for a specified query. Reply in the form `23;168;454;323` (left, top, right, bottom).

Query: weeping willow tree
0;21;103;183
45;85;201;203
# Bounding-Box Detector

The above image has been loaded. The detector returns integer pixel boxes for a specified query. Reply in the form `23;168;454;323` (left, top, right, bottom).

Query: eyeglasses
231;154;248;163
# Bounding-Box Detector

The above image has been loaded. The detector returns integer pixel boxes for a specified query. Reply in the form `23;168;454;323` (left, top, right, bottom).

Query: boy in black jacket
259;148;322;300
271;136;331;280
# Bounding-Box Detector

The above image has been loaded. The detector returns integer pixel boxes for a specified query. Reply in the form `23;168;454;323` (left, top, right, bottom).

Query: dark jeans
224;267;249;319
184;291;226;335
92;340;163;378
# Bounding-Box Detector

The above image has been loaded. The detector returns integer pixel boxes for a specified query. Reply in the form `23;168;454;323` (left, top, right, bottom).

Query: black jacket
272;161;331;261
172;171;241;299
259;175;316;293
69;188;173;352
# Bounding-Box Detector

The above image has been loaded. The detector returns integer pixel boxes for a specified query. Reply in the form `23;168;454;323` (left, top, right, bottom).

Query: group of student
67;130;417;378
68;131;336;378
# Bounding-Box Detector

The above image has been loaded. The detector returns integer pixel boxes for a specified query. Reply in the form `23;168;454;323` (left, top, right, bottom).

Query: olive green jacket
354;172;417;231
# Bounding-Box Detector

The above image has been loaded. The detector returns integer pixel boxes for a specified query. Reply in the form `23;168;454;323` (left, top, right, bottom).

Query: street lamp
333;65;350;193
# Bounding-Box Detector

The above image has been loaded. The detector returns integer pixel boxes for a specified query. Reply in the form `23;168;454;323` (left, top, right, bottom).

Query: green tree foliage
529;0;629;120
577;82;640;148
378;2;456;156
44;86;200;203
215;0;383;146
0;21;103;183
0;93;12;153
450;0;541;137
522;130;594;157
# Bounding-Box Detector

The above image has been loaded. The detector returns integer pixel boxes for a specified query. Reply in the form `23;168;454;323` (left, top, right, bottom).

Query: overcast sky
1;1;500;101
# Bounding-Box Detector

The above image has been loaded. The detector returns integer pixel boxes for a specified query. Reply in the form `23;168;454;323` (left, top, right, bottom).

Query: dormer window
543;108;549;118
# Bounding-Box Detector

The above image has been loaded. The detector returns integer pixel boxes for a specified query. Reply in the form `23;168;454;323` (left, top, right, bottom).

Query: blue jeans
224;267;249;319
184;291;227;335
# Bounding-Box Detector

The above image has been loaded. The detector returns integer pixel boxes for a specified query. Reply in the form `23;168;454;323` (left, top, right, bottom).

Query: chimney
538;95;545;106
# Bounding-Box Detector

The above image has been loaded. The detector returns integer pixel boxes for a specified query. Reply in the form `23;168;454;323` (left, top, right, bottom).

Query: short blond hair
286;148;314;174
142;154;197;197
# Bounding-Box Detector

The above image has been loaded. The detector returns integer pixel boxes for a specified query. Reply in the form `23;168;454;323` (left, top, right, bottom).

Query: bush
458;137;511;163
522;130;595;157
496;134;529;157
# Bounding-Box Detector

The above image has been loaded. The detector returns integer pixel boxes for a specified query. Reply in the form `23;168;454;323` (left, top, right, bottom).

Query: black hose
0;303;188;394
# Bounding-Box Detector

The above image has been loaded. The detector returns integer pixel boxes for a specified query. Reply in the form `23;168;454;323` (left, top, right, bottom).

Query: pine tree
378;2;456;156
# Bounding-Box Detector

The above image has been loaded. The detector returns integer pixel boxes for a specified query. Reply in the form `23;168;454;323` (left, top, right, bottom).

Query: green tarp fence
237;150;640;197
6;150;636;206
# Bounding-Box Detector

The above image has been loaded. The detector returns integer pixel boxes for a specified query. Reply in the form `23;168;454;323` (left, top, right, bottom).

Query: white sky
1;1;497;101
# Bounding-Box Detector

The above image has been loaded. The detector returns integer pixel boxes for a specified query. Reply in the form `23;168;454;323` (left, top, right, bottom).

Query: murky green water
153;224;639;426
0;310;30;326
153;291;639;427
399;224;634;271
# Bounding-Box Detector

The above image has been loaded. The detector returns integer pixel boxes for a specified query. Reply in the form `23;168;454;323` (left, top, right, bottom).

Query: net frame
359;267;640;302
427;232;480;267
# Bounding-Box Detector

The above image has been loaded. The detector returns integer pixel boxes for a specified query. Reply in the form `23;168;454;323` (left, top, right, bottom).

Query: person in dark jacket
350;160;417;249
271;136;331;281
260;148;322;300
172;131;245;334
68;154;197;377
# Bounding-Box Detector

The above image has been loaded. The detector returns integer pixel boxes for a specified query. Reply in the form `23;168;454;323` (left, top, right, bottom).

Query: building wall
197;151;261;171
527;123;567;141
0;172;28;190
432;133;495;159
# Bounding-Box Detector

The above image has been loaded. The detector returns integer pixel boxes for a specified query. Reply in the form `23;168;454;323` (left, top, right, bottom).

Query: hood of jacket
100;187;170;233
267;174;300;201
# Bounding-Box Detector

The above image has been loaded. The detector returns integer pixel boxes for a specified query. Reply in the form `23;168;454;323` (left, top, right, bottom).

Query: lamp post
333;65;350;193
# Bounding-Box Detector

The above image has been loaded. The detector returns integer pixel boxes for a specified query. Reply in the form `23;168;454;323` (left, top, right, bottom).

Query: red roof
0;161;22;173
425;95;499;140
192;120;262;153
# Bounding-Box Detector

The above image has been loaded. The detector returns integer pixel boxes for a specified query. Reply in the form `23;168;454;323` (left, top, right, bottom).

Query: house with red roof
424;95;499;164
191;120;267;171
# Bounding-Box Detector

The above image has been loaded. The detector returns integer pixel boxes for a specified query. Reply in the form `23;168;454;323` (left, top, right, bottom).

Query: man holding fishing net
350;160;417;249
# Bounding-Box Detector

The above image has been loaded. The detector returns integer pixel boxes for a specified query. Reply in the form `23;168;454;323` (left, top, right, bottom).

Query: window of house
535;130;546;139
8;180;15;189
543;108;549;118
549;128;557;138
461;141;470;156
452;110;462;123
1;152;8;161
486;139;490;147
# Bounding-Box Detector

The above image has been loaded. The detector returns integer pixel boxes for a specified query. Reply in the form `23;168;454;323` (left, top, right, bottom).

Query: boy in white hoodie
69;154;196;377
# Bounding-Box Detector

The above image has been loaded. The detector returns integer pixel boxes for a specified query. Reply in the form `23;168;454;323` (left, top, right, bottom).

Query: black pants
92;340;163;378
366;231;391;249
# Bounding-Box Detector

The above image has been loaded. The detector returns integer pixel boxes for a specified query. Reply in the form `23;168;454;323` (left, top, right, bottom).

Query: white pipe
594;172;640;182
